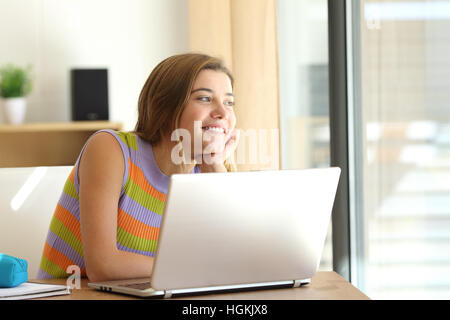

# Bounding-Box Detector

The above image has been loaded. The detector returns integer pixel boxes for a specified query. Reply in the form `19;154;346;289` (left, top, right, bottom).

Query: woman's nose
211;101;229;119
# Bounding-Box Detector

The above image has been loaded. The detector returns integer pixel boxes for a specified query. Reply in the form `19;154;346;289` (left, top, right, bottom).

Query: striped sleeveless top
37;129;199;279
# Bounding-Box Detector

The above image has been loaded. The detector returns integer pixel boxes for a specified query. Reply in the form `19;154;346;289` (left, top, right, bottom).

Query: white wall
0;0;189;130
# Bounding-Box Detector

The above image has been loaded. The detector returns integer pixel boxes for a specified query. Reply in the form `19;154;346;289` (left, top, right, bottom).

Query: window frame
327;0;365;288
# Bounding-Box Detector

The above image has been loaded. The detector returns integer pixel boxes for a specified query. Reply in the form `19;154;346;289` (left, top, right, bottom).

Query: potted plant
0;64;32;124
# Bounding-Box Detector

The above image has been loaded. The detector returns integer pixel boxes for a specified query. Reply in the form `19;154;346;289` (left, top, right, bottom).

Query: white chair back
0;166;73;278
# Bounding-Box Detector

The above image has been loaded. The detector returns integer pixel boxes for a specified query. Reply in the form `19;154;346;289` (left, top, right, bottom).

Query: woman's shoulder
86;130;122;151
74;130;137;194
80;131;124;170
85;130;139;155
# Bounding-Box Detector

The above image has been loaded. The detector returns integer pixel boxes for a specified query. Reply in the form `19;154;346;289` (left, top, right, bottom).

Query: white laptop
88;167;341;298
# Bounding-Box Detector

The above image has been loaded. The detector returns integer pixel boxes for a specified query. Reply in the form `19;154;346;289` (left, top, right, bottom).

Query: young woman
37;53;239;281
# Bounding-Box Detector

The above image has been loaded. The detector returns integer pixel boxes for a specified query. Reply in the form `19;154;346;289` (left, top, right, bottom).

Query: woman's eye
198;96;212;102
224;100;235;107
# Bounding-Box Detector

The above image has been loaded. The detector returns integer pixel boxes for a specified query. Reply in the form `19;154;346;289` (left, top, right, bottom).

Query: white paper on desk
0;282;71;300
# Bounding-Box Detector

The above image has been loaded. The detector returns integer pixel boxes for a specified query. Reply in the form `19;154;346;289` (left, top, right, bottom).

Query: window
277;0;332;270
354;0;450;299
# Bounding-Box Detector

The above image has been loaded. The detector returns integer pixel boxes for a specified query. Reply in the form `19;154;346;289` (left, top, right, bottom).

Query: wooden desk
0;121;123;167
31;272;369;300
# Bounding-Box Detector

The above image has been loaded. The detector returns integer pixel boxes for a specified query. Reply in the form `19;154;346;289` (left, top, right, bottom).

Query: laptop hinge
293;280;304;288
164;290;173;298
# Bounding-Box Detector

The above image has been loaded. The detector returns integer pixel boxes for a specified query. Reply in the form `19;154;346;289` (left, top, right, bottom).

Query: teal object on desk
0;253;28;288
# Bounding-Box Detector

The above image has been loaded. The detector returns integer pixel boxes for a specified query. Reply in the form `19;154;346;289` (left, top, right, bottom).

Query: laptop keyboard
120;281;152;290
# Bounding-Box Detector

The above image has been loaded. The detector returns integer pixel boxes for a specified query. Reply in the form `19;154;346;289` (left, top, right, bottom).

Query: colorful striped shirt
37;129;199;279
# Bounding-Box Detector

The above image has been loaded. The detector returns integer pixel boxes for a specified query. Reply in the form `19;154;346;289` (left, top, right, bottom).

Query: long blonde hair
134;53;236;172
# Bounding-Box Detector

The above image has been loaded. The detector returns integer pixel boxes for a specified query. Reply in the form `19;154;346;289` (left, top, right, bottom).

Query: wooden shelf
0;121;123;168
0;121;123;132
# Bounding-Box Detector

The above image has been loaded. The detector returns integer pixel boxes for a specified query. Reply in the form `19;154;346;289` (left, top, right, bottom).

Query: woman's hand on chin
198;128;239;173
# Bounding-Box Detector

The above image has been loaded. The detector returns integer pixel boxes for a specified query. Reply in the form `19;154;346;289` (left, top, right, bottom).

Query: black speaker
71;69;109;121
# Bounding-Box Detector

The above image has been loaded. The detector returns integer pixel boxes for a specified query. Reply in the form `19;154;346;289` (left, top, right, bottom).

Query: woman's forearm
86;248;154;282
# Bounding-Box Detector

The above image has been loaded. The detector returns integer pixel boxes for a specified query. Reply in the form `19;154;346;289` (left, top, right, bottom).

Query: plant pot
2;97;27;124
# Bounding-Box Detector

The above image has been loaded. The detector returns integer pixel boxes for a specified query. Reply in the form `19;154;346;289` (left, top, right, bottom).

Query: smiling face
178;69;236;160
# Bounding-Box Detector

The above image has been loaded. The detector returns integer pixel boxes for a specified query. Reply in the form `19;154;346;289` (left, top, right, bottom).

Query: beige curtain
189;0;281;171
